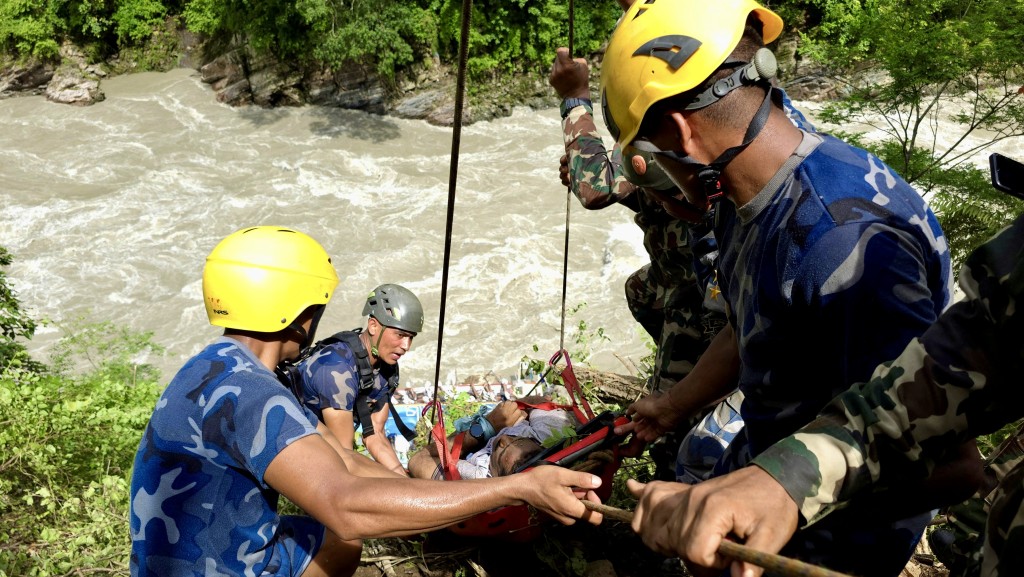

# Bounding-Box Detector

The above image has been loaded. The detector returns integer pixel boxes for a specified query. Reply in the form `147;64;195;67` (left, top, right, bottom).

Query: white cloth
456;408;575;479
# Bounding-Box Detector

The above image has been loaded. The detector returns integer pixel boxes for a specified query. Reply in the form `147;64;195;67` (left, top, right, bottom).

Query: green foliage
566;302;611;366
923;161;1024;271
0;0;63;58
112;0;167;44
432;0;620;83
976;419;1024;458
0;246;44;375
534;531;590;576
803;0;1024;180
0;322;162;575
0;0;176;60
312;2;437;79
49;317;165;385
184;0;439;78
800;0;1024;268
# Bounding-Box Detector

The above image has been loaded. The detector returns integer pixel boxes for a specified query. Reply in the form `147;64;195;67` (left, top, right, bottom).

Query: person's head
489;434;544;477
600;0;782;204
203;226;339;361
363;283;424;365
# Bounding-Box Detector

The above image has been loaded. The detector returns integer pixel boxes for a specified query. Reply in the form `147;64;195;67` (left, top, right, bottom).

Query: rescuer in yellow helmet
601;1;978;576
128;225;603;577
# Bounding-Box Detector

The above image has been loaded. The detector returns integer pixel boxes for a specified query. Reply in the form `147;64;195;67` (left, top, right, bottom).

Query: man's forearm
562;105;637;209
364;434;408;475
665;324;741;418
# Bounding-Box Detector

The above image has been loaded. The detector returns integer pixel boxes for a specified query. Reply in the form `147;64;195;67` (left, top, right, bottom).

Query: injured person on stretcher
408;398;578;479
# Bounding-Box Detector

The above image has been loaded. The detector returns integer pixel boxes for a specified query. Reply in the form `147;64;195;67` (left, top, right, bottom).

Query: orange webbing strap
550;349;595;422
425;401;463;481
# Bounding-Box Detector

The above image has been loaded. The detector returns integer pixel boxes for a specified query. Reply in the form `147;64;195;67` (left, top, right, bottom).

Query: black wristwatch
560;97;593;119
468;420;487;442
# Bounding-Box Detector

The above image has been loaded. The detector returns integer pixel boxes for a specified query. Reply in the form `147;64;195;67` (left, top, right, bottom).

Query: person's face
489;435;543;477
370;318;415;365
631;111;711;209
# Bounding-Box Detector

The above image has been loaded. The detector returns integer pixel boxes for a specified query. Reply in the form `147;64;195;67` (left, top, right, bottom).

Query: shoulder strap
332;329;375;391
275;328;369;401
336;331;417;442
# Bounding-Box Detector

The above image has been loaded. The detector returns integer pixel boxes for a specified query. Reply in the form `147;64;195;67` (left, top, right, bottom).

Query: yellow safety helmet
202;226;339;333
600;0;783;148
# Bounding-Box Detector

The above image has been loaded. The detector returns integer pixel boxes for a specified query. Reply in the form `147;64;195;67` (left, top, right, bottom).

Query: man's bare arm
265;433;604;540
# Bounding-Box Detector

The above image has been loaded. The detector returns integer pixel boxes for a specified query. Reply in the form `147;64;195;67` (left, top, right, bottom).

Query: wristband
560;97;593;119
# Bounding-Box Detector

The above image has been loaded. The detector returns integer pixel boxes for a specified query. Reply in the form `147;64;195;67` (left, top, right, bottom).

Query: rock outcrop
0;24;841;120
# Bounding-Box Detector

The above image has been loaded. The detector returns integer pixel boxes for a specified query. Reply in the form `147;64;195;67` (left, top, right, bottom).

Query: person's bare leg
301;529;362;577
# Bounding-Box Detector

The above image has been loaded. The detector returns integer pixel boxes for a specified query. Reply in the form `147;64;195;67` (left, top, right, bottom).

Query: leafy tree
799;0;1024;265
185;0;439;78
432;0;621;81
309;1;437;79
0;0;174;60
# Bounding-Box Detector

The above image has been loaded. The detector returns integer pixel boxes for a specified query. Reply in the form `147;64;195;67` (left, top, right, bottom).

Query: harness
276;328;416;442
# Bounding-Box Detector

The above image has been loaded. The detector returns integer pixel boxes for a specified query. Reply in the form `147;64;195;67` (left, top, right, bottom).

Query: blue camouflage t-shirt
129;337;320;576
294;336;391;423
715;130;951;458
713;131;952;575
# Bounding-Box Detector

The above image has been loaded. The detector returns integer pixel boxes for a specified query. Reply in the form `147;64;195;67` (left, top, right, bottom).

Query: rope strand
430;0;473;420
558;0;576;352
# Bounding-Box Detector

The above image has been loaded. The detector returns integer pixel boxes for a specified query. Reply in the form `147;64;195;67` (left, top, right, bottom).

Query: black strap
389;402;416;442
332;330;379;391
278;329;414;441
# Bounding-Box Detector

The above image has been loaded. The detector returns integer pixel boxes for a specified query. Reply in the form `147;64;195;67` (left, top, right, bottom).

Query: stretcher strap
425;401;462;481
550;349;595;422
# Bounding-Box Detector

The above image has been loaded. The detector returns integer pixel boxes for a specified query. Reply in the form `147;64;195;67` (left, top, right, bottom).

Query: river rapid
3;69;1022;388
0;68;651;387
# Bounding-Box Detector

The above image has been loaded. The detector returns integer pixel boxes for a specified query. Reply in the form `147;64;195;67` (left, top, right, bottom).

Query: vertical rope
559;0;575;352
430;0;473;420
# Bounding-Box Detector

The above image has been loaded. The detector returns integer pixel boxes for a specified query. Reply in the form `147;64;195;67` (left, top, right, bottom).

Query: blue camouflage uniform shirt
713;130;952;575
754;211;1024;577
294;338;391;423
129;337;321;576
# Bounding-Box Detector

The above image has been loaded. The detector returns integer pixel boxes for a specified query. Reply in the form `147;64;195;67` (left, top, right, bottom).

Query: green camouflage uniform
930;424;1024;576
561;103;719;393
752;212;1024;577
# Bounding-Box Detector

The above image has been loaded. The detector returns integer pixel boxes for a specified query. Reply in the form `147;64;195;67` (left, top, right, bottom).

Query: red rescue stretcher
424;349;632;542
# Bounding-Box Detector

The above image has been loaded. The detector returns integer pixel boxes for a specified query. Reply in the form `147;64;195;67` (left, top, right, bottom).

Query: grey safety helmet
363;284;424;334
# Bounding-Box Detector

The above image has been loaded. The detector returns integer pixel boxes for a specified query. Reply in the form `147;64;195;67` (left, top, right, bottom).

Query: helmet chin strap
286;305;326;351
654;86;774;203
636;48;778;202
368;318;384;359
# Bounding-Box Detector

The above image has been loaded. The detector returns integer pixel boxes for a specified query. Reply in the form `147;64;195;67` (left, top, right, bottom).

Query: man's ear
367;317;379;336
667;111;698;158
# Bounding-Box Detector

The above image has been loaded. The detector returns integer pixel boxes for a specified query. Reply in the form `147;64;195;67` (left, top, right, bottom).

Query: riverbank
0;30;562;123
0;20;841;125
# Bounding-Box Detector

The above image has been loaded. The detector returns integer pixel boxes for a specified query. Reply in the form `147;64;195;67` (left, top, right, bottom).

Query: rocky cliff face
1;43;105;106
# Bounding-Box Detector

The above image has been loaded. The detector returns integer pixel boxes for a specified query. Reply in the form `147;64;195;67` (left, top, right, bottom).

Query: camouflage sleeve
753;212;1024;524
561;103;638;209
